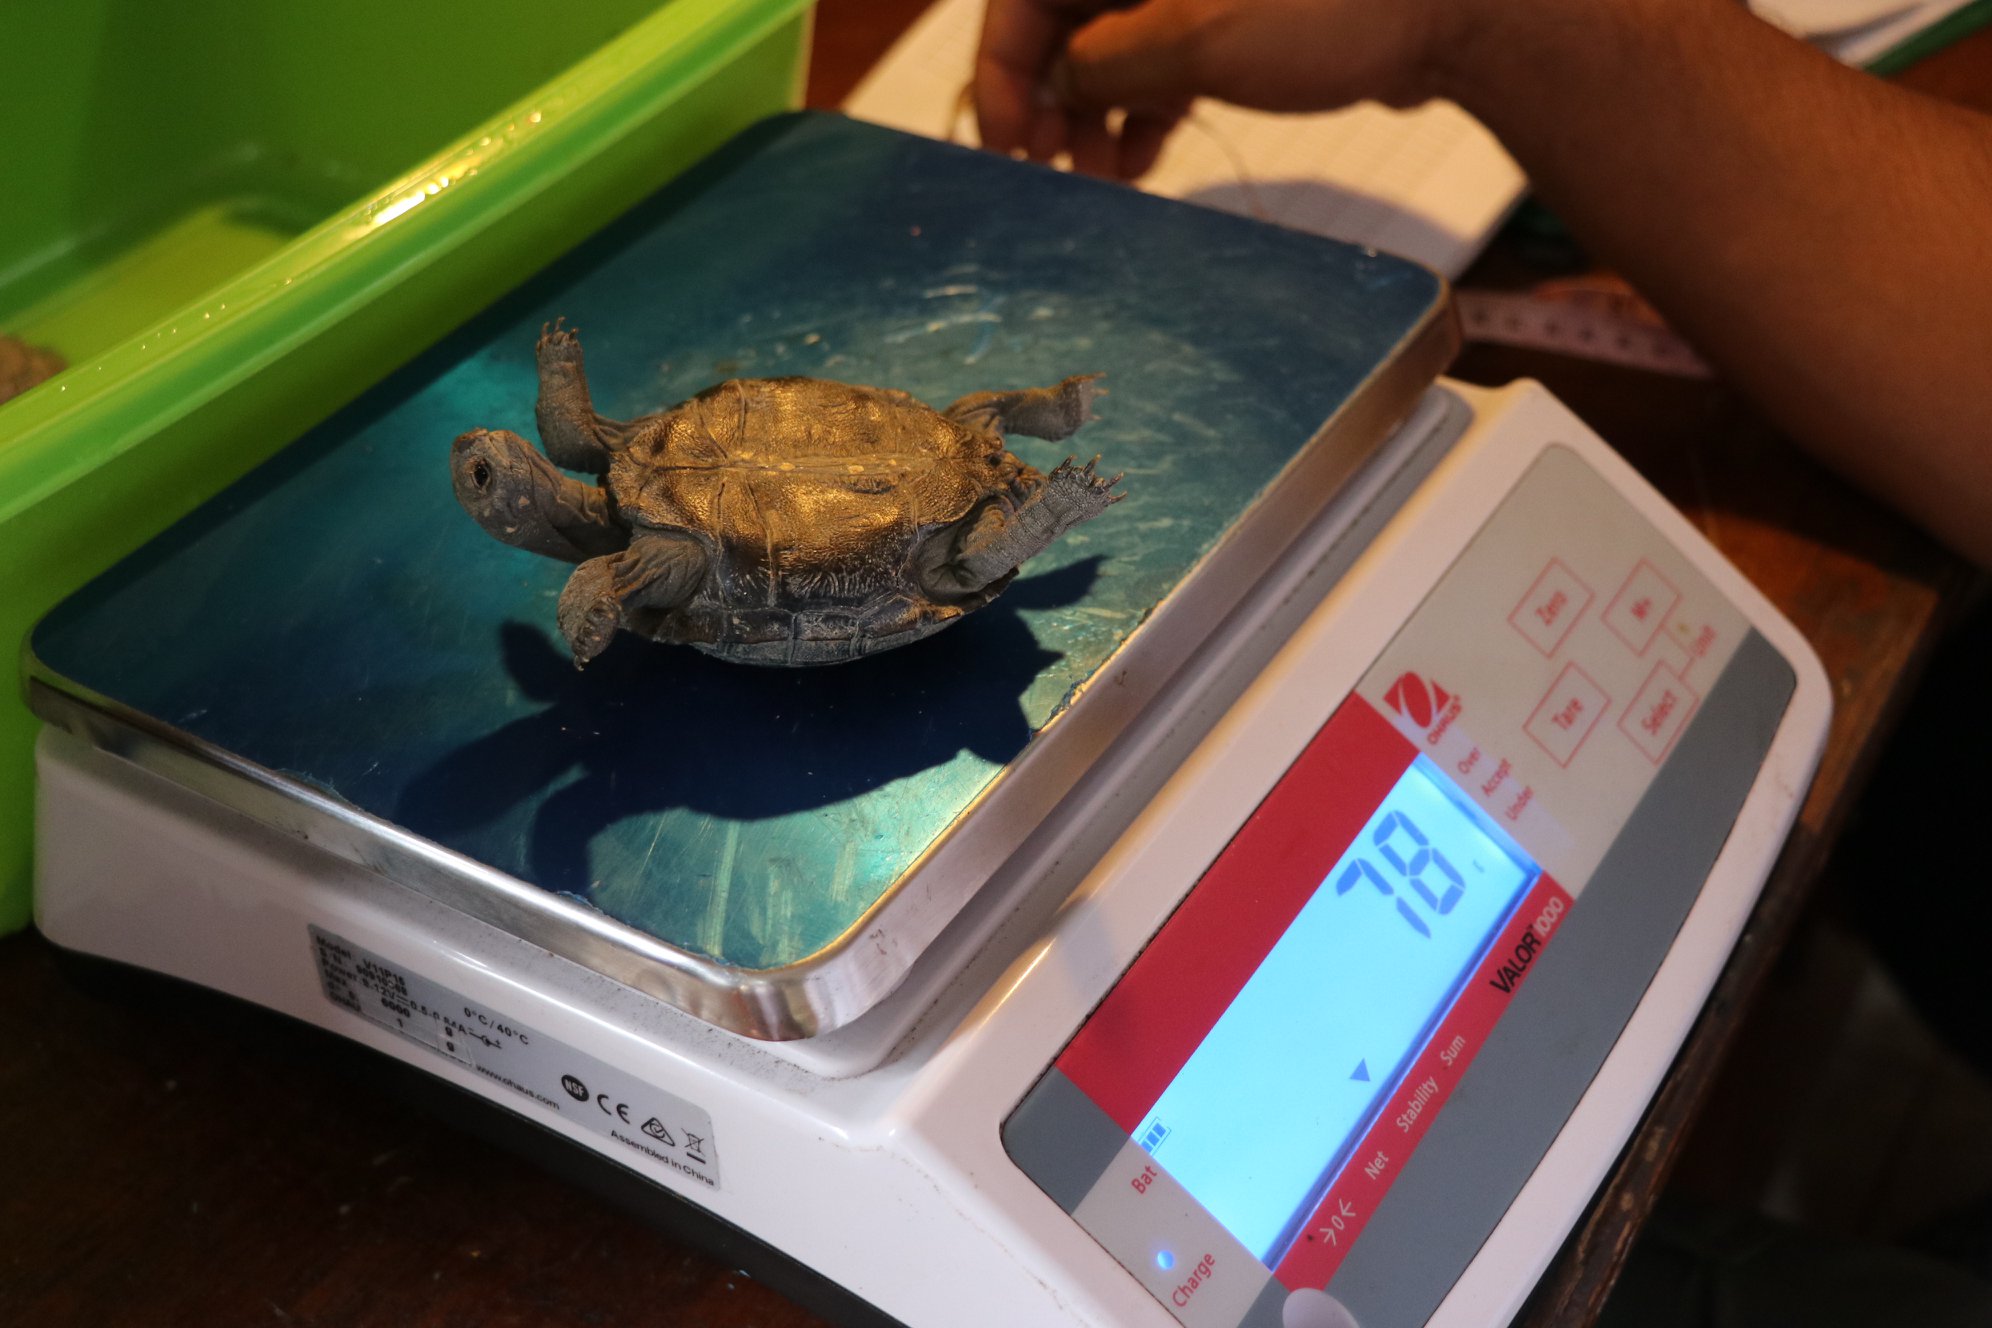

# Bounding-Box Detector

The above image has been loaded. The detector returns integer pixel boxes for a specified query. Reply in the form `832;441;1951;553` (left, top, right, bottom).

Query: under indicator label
310;928;720;1189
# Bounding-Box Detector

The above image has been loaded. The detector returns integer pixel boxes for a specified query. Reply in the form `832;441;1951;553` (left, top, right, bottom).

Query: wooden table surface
1;5;1981;1326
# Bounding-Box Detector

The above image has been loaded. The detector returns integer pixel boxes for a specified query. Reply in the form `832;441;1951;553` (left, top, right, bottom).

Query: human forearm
979;0;1992;565
1441;0;1992;564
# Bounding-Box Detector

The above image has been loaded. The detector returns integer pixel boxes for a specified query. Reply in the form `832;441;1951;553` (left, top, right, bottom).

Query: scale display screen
1026;694;1576;1296
1132;757;1538;1262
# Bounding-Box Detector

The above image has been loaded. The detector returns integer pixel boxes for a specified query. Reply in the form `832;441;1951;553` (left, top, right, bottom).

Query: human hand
973;0;1472;179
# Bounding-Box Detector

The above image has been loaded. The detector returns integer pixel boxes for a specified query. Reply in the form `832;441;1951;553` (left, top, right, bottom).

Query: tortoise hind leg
927;457;1124;595
944;374;1103;441
557;534;707;666
535;320;645;474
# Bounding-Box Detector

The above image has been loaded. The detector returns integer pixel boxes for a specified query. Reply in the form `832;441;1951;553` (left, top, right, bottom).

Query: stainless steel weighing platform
27;111;1452;1042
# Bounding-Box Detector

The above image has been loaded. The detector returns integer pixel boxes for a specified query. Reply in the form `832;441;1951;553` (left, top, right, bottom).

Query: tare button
1524;663;1609;767
1509;558;1592;657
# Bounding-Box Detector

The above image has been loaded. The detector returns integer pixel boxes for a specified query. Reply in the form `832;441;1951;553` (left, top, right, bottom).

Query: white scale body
35;378;1830;1328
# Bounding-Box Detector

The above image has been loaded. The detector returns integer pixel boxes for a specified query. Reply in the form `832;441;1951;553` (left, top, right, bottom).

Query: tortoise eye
471;459;492;490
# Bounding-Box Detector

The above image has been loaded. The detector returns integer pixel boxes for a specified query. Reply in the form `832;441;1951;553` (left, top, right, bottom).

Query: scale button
1620;662;1699;764
1283;1289;1360;1328
1524;663;1609;768
1072;1140;1272;1327
1509;558;1592;658
1604;559;1681;655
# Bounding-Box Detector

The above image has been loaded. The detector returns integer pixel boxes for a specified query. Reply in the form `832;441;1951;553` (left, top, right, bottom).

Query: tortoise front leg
930;457;1124;595
535;320;643;474
556;533;708;666
944;374;1103;441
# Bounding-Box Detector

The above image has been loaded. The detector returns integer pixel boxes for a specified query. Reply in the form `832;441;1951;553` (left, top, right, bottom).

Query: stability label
310;927;720;1189
1271;872;1574;1291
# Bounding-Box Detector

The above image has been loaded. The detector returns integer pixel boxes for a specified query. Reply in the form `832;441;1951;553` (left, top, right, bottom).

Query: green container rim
0;0;814;525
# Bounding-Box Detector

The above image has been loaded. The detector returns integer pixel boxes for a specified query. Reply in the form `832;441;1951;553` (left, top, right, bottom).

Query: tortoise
450;322;1124;667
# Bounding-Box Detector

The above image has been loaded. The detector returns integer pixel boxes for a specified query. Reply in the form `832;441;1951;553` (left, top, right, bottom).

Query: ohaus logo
1383;671;1463;746
1383;672;1452;728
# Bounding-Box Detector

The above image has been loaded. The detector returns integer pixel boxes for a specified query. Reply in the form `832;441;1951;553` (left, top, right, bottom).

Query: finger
975;0;1121;154
1063;0;1207;114
1115;106;1186;179
1066;105;1119;178
1027;103;1070;164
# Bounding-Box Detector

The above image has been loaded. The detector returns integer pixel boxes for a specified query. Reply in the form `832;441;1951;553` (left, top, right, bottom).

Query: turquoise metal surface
31;113;1444;972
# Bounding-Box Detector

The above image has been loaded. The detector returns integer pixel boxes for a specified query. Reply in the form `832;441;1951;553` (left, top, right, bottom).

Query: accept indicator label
310;928;720;1189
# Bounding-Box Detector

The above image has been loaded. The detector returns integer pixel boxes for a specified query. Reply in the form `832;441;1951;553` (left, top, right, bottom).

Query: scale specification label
310;928;720;1189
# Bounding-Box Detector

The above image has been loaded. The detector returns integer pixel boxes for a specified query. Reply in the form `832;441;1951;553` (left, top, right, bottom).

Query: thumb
1058;0;1211;113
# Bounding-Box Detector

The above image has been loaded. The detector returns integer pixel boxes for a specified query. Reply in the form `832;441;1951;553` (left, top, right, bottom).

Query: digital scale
27;115;1829;1327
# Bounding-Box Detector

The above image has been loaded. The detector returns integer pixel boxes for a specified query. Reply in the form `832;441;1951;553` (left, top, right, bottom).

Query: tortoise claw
1044;453;1126;518
537;316;584;367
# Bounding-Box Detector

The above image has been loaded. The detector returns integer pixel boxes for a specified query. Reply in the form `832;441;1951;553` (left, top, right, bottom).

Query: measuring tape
1456;287;1712;379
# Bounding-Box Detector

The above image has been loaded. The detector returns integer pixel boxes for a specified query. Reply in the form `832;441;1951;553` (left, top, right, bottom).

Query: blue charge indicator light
1156;1251;1176;1272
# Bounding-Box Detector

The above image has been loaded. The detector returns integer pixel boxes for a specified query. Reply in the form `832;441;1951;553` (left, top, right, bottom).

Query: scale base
33;382;1833;1328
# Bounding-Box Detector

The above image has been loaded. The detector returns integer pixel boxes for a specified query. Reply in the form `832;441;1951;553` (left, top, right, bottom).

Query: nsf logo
560;1074;589;1102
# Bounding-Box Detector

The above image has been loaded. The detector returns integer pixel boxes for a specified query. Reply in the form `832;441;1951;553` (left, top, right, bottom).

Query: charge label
310;927;720;1189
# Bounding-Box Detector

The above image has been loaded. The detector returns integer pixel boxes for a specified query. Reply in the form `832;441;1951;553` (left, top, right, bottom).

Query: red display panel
1056;698;1416;1132
1051;692;1574;1278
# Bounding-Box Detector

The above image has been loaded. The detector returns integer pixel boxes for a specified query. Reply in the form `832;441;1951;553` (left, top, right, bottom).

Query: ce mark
596;1093;635;1125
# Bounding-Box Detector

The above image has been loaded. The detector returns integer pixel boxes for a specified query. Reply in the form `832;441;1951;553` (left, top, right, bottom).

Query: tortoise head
450;428;624;562
451;428;547;538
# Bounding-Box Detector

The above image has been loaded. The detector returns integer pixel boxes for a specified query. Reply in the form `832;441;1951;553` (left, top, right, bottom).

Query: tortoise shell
608;377;1035;662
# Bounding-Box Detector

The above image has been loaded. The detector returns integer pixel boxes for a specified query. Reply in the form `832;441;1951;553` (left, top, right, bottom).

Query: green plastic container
0;0;815;934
